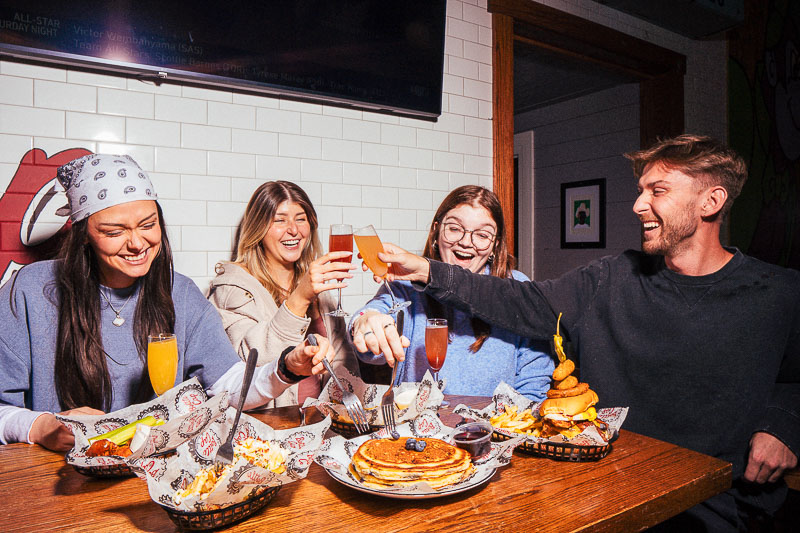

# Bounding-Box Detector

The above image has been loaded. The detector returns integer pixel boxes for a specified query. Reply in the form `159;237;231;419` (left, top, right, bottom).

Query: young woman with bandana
0;155;335;452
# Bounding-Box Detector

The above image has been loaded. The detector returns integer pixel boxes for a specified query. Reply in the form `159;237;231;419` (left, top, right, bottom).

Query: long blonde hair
233;181;321;304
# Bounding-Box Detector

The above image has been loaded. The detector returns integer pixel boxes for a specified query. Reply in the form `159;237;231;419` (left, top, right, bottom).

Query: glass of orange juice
354;225;410;313
147;333;178;396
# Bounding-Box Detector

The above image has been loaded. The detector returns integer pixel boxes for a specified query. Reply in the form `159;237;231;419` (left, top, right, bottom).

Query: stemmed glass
425;318;449;406
354;225;410;313
326;224;353;317
147;333;178;396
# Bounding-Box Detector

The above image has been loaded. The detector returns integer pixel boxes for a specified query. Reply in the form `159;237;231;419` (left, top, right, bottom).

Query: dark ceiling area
513;41;637;115
511;0;742;116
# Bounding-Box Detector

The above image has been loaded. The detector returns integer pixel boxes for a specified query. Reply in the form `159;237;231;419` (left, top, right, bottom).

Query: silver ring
383;323;394;329
364;331;375;336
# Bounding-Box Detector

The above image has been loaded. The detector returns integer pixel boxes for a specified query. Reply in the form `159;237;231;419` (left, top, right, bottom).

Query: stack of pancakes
350;437;474;490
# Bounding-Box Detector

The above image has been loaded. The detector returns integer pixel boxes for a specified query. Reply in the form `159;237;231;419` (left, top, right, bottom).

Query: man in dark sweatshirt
376;134;799;532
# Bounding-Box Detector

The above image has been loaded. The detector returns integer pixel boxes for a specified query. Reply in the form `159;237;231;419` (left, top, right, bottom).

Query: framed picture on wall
560;178;606;249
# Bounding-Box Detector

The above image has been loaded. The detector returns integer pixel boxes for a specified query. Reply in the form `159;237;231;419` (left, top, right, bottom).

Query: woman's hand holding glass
284;251;355;317
284;333;336;377
350;309;409;367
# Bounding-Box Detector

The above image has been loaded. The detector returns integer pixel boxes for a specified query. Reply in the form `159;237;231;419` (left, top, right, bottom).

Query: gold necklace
99;288;134;327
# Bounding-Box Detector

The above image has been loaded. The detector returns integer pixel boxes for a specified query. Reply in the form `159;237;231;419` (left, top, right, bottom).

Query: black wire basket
329;419;383;438
72;462;135;478
160;486;280;530
492;430;616;462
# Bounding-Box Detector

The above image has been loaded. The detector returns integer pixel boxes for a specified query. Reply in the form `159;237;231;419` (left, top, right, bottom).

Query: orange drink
354;225;410;313
354;234;388;277
147;334;178;395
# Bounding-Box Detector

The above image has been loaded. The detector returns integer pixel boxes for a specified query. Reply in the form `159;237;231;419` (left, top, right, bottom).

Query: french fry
490;406;540;434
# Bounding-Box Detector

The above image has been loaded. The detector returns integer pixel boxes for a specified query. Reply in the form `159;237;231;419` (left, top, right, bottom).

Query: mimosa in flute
147;333;178;395
327;224;353;317
425;318;449;405
354;225;409;313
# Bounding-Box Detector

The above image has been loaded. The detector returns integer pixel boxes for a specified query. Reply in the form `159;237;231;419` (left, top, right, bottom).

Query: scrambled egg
173;438;287;505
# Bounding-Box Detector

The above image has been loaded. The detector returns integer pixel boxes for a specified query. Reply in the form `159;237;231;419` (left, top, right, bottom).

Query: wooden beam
489;0;685;77
493;12;516;255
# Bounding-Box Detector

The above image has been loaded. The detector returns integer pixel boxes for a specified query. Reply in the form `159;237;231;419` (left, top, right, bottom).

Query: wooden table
0;395;731;532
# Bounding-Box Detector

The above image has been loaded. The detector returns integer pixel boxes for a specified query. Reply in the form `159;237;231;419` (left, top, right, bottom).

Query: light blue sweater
0;260;239;414
349;270;554;400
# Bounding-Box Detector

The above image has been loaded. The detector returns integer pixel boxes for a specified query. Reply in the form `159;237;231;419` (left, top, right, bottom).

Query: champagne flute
354;225;410;313
326;224;353;317
425;318;449;406
147;333;178;396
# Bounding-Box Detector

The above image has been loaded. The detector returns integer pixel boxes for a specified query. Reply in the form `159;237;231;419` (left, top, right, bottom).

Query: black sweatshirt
423;249;800;479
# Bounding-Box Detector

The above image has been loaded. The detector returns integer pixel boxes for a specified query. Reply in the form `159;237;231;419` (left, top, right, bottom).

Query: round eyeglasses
440;223;496;251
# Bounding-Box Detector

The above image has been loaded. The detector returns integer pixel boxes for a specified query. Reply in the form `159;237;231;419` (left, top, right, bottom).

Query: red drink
425;323;448;371
329;233;353;257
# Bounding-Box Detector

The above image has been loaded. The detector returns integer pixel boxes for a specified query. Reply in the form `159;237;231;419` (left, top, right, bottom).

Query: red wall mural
0;147;92;286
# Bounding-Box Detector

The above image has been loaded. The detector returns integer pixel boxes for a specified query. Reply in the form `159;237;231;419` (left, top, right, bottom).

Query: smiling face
87;200;161;288
261;200;311;270
436;203;497;273
633;164;704;257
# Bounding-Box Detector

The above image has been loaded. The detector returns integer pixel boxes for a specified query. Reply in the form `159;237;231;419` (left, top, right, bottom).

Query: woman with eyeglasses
348;186;553;400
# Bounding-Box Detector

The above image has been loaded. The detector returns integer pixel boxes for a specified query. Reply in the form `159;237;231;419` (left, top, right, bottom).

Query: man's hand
29;407;105;452
744;431;798;484
285;334;335;376
359;242;430;284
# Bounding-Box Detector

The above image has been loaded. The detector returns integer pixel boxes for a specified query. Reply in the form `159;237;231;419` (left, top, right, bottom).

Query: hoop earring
487;253;494;264
432;239;438;251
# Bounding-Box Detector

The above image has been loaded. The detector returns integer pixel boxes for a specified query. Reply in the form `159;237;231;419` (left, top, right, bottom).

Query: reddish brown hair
421;185;516;352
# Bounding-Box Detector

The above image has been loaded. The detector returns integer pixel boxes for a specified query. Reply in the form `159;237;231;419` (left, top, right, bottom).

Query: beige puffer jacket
207;262;360;407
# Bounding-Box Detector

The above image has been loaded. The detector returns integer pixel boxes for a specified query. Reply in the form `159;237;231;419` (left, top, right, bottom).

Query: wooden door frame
489;0;686;254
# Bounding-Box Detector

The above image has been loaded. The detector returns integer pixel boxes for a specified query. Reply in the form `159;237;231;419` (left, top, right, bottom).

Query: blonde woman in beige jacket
208;181;360;407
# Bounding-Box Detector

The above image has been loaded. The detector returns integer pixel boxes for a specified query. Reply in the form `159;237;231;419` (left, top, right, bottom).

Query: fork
215;348;259;466
380;309;404;435
307;334;370;434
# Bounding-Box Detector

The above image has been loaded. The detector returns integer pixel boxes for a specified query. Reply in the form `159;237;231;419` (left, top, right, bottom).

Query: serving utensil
380;309;404;435
308;334;369;434
215;348;258;466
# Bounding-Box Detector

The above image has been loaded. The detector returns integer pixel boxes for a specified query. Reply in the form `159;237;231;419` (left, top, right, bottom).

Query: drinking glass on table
354;225;410;313
147;333;178;395
326;224;353;317
425;318;449;406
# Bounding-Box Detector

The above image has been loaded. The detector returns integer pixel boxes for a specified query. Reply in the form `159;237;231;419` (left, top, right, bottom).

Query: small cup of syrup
453;420;492;458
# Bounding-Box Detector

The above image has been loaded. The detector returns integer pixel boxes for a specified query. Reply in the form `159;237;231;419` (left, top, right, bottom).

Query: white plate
323;464;496;499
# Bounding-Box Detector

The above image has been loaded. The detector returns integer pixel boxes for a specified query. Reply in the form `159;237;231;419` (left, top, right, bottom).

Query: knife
393;309;405;387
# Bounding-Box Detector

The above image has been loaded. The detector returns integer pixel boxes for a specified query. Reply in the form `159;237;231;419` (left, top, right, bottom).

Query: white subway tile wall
0;0;725;310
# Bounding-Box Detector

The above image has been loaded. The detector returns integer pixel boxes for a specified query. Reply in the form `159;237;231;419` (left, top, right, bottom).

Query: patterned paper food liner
133;408;331;511
58;378;228;471
302;369;444;426
314;409;523;494
453;381;628;446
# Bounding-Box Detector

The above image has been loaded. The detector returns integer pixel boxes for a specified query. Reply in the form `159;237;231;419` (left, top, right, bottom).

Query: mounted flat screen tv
0;0;446;119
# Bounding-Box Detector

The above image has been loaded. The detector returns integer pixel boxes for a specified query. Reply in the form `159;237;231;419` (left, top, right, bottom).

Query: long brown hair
421;185;515;352
231;181;322;305
54;203;175;411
